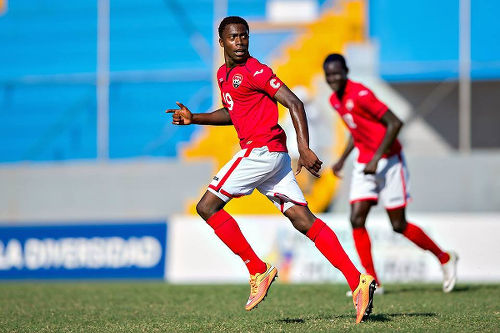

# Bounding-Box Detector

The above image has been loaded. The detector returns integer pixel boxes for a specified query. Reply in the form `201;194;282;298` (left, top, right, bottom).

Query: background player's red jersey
329;79;401;163
217;57;287;152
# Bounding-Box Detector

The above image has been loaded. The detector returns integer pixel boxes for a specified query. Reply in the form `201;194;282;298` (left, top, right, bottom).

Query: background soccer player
167;17;375;323
323;53;458;294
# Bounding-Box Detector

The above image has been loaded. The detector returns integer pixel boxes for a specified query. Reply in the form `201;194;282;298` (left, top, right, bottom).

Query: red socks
307;219;360;291
403;222;450;264
206;210;267;275
352;227;380;285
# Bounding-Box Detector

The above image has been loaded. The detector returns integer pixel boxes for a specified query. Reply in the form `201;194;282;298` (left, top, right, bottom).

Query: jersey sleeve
247;63;284;98
216;69;229;109
220;90;229;109
356;88;389;119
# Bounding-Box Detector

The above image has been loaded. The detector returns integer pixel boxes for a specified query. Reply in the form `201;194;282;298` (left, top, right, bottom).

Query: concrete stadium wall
391;81;500;149
0;152;499;225
0;159;212;223
330;151;500;213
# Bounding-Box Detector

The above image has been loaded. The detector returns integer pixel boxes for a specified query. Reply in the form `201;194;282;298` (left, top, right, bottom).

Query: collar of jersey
224;56;252;71
344;79;354;95
335;79;353;101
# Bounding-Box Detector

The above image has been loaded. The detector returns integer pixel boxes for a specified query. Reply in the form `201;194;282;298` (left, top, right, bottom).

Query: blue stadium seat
0;0;271;163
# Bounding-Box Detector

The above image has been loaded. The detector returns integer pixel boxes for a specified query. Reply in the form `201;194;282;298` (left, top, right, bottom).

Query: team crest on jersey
232;74;243;89
346;99;354;111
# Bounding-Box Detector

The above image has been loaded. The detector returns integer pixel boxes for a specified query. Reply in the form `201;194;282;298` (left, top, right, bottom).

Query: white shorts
349;153;411;210
207;146;307;213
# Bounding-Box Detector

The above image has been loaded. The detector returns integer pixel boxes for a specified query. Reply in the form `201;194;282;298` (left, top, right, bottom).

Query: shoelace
355;292;361;309
249;274;259;295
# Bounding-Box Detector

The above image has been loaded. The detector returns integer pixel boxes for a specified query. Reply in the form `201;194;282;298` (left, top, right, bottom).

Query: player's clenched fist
296;148;323;178
331;159;344;178
166;102;193;125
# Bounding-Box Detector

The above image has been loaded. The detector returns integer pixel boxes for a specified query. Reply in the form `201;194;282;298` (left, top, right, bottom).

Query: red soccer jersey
217;56;287;152
329;79;402;163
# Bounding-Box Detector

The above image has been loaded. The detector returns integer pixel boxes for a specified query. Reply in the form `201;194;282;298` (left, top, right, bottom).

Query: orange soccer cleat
352;273;376;323
245;263;278;311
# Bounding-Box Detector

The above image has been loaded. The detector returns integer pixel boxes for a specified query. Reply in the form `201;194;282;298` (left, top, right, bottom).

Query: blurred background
0;0;499;283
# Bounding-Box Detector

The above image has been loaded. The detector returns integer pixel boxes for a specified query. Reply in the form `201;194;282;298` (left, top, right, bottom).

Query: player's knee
350;214;366;229
196;200;213;221
391;219;407;233
291;218;312;234
286;207;315;234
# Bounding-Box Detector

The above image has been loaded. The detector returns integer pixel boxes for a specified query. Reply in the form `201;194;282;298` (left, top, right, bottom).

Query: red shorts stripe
214;148;253;192
279;198;284;213
219;188;244;198
386;203;407;211
349;197;378;205
273;193;307;207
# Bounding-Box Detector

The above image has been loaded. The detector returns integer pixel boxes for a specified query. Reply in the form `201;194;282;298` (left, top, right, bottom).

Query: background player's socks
207;209;267;275
307;219;360;291
403;222;450;264
353;227;380;285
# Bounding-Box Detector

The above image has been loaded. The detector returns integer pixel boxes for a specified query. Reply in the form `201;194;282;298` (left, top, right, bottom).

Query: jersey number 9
223;92;234;111
343;113;357;129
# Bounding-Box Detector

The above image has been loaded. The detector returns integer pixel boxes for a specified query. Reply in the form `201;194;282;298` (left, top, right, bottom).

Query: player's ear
218;37;224;47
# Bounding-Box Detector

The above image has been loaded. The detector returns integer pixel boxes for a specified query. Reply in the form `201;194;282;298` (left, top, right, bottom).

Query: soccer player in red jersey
323;53;458;294
167;17;375;323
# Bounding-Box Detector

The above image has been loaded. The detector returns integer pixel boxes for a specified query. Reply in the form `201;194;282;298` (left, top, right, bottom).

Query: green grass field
0;282;499;332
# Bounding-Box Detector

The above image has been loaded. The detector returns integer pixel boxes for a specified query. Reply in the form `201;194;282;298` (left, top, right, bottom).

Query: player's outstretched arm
166;102;232;126
274;85;323;177
364;109;403;174
166;102;193;125
332;135;354;178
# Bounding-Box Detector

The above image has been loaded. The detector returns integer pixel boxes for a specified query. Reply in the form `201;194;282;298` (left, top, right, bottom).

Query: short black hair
218;16;249;38
323;53;348;71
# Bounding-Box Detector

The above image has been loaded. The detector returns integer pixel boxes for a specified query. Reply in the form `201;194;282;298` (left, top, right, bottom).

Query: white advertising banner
167;213;500;283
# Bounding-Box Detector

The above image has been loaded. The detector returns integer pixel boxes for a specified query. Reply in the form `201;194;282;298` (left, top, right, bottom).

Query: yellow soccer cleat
346;284;384;297
245;263;278;311
352;273;376;323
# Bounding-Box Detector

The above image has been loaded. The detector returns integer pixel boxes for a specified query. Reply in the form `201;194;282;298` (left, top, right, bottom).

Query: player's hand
331;160;344;178
363;159;378;174
165;102;193;125
296;148;323;178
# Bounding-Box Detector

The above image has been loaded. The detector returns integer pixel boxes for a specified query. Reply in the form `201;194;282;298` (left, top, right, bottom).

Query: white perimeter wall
167;213;500;283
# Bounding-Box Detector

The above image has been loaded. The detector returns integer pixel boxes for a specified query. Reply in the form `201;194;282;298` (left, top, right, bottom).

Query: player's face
219;23;249;67
324;61;347;93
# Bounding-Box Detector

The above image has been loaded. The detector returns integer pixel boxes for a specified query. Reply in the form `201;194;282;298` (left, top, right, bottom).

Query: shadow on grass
274;312;437;324
452;285;481;293
274;314;353;325
277;318;306;324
